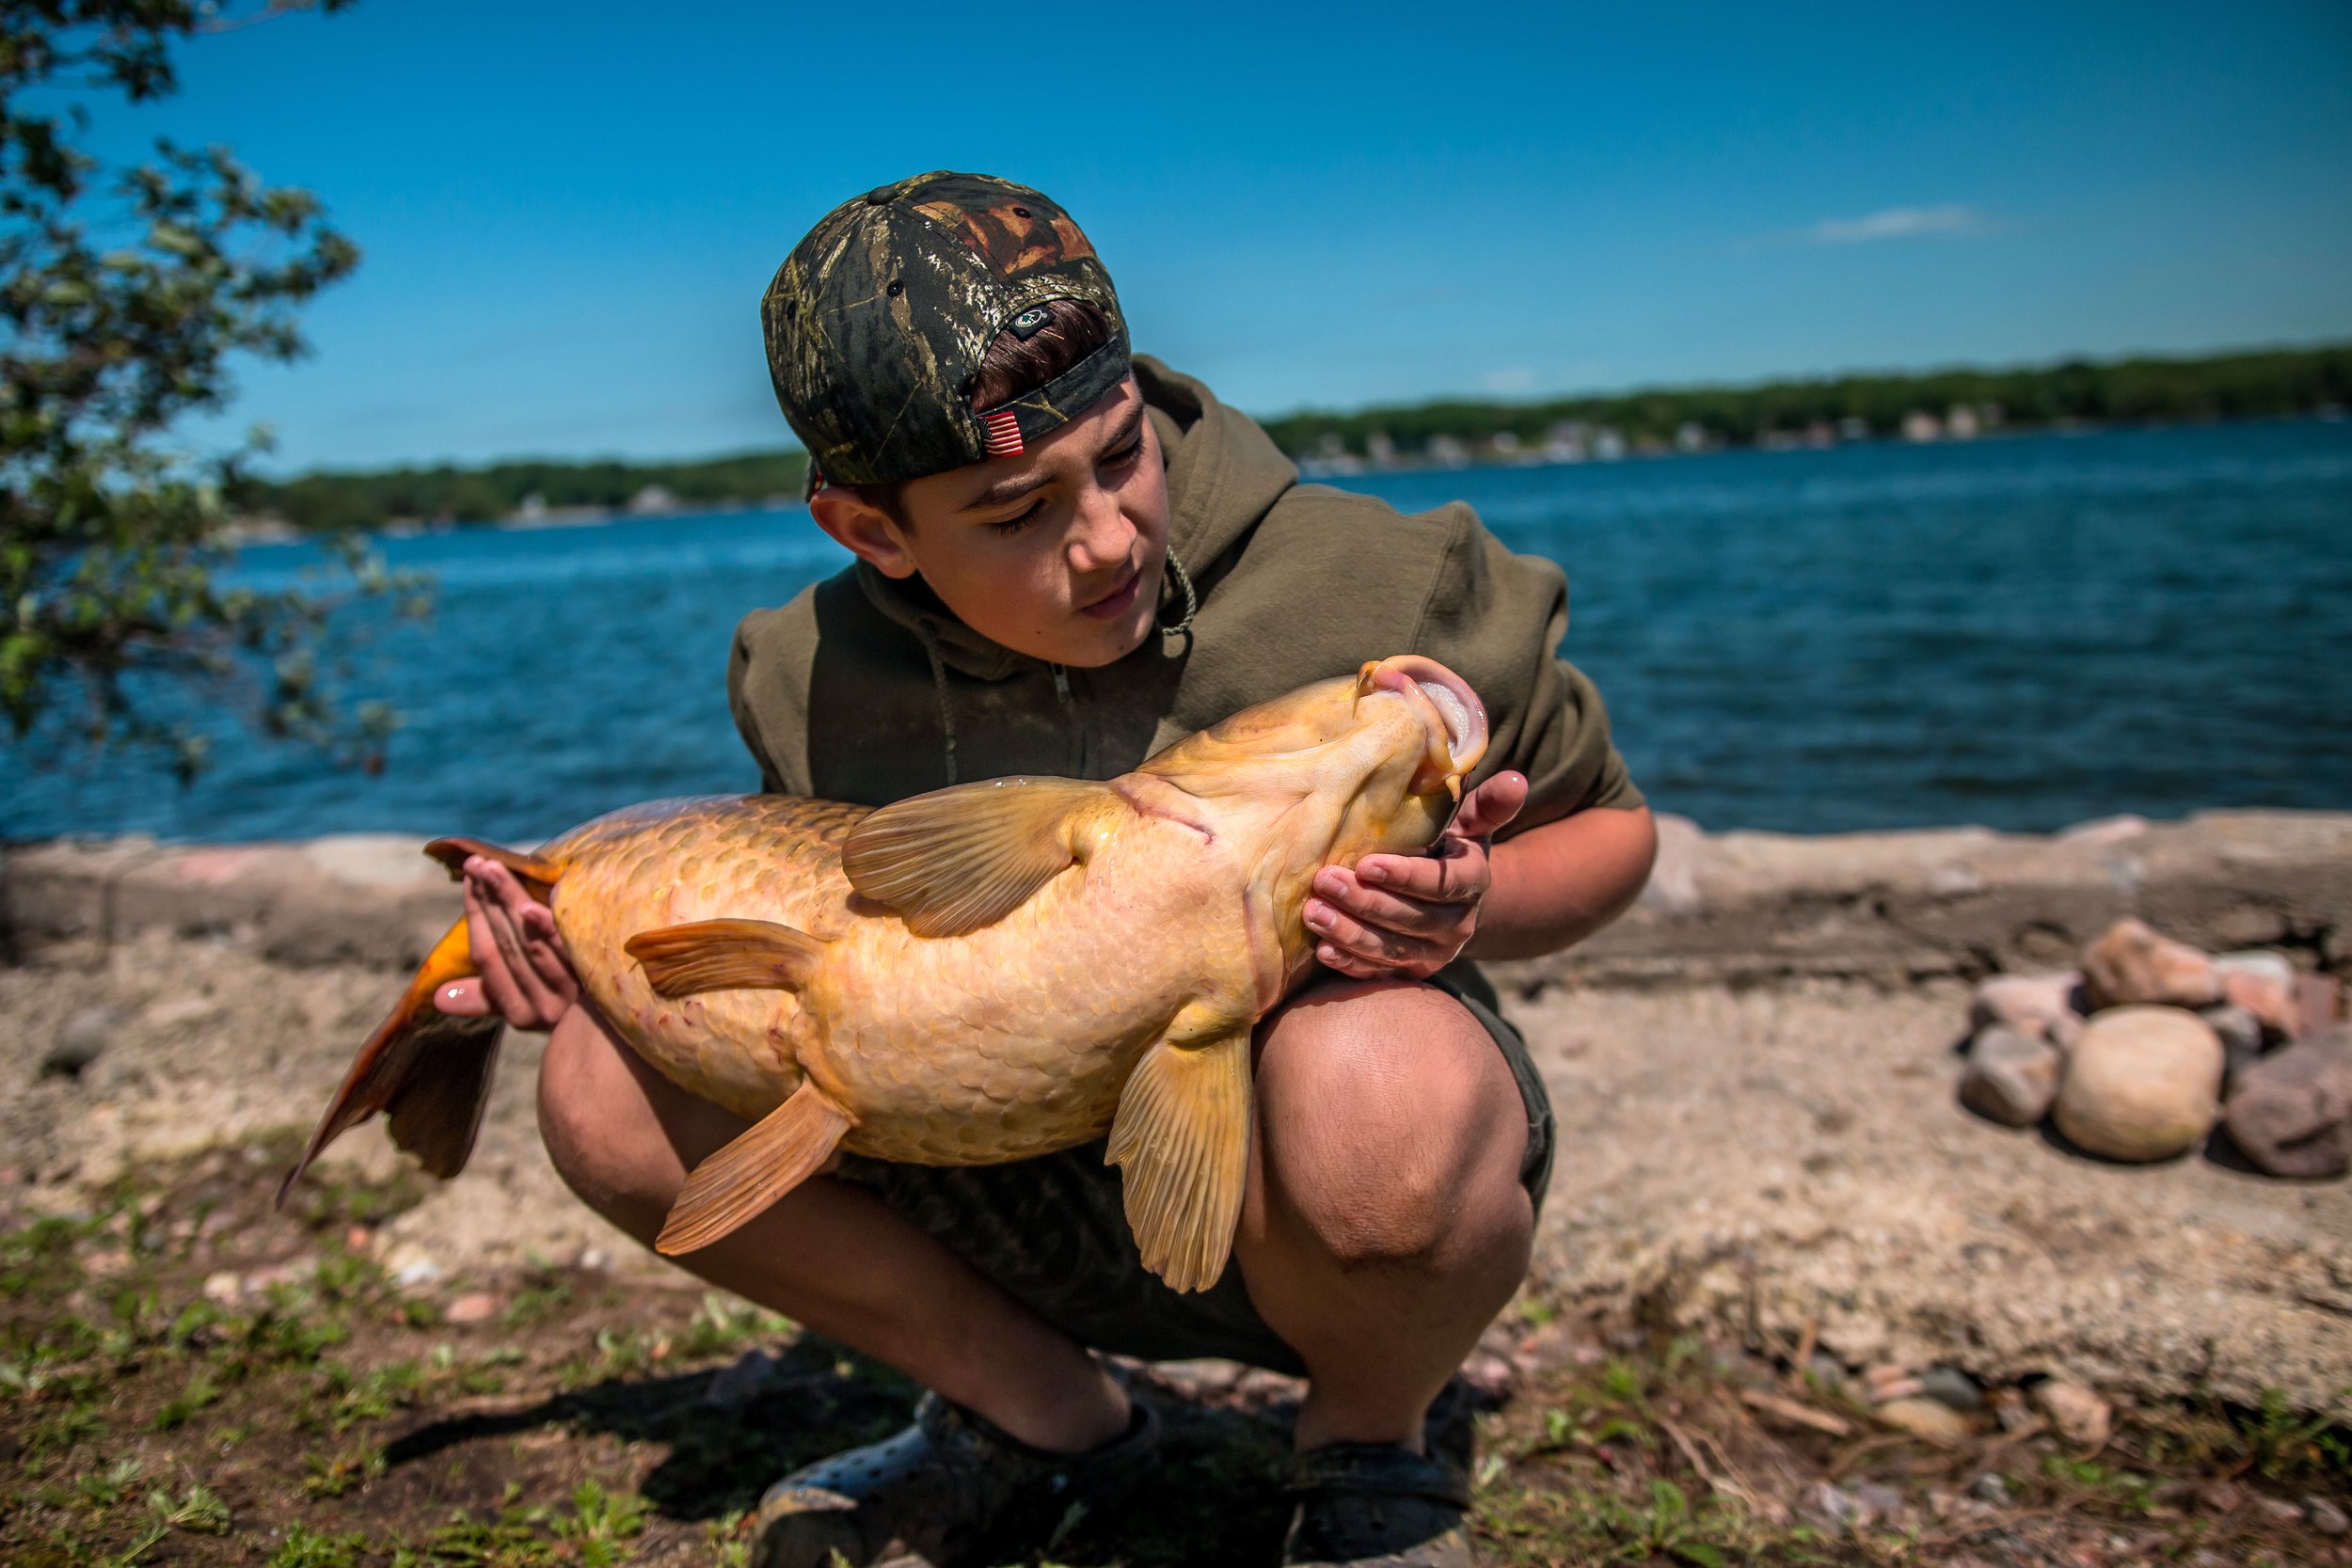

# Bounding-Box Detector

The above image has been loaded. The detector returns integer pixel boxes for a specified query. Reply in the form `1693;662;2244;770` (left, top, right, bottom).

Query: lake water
8;419;2350;844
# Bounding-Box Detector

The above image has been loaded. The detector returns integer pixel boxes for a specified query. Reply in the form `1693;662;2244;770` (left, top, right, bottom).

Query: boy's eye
1104;437;1144;468
988;501;1044;535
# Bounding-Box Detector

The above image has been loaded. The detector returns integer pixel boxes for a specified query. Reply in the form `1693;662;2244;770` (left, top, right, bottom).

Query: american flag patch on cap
981;407;1024;457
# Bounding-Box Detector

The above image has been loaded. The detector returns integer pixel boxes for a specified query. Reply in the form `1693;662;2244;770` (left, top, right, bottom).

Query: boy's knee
536;1009;682;1236
1254;980;1530;1269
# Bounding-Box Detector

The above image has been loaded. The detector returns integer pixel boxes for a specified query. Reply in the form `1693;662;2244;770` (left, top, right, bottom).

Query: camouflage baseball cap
762;171;1132;486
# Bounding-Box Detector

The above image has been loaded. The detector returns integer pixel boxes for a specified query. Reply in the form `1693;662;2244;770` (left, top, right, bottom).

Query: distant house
1901;409;1944;442
628;484;679;515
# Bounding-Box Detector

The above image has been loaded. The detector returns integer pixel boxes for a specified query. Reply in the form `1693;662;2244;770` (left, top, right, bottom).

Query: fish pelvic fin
840;776;1118;939
656;1079;853;1255
1105;1025;1254;1294
279;916;505;1207
423;836;564;896
624;918;827;996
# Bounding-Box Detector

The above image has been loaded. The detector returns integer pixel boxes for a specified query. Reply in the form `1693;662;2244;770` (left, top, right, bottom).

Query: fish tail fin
278;916;505;1207
624;919;827;997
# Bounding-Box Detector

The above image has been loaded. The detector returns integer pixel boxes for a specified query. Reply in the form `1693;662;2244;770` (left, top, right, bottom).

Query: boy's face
808;376;1171;669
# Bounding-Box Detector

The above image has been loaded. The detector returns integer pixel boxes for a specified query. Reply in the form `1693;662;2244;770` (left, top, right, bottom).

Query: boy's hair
833;298;1115;519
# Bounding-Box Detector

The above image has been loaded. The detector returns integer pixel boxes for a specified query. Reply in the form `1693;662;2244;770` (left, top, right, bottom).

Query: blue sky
87;0;2352;471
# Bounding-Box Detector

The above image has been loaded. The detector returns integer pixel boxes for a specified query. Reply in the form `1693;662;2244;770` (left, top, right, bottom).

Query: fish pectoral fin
656;1080;852;1255
1105;1027;1254;1294
624;919;827;996
422;836;564;896
840;776;1116;938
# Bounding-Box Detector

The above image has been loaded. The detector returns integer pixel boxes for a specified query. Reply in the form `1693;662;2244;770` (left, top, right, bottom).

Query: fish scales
289;657;1492;1291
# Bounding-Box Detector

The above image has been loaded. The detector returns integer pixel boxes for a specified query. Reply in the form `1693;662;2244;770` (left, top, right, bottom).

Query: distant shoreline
219;404;2350;545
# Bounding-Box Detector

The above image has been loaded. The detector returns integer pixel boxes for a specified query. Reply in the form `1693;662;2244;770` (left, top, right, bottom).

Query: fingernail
1359;863;1386;885
1304;902;1328;930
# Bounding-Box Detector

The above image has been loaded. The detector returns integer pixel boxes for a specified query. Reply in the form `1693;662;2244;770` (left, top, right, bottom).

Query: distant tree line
233;449;810;533
1258;343;2352;459
232;343;2351;532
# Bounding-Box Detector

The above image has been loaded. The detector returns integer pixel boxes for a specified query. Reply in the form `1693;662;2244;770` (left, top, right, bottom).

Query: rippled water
8;419;2349;843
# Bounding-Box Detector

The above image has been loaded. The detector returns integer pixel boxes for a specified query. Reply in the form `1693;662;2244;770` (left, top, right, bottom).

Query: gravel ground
5;933;2348;1410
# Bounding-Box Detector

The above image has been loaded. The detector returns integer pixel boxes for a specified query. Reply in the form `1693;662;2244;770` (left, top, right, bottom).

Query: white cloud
1797;204;1991;245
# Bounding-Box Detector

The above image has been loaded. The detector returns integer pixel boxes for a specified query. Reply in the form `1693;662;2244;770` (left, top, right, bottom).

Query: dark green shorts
831;966;1553;1376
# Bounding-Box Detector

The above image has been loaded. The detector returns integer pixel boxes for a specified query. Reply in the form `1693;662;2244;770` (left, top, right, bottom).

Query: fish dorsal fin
1105;1026;1254;1293
625;919;827;996
656;1079;853;1255
841;776;1116;939
423;836;564;896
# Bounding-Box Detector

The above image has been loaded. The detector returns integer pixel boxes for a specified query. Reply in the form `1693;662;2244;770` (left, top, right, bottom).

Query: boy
441;172;1656;1568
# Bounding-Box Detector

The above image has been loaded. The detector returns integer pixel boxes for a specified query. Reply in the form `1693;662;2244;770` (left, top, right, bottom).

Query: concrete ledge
7;810;2348;982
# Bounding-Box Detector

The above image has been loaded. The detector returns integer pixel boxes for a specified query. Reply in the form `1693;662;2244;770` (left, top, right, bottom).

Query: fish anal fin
424;836;564;896
840;776;1115;939
1105;1027;1254;1293
624;919;827;996
656;1080;853;1255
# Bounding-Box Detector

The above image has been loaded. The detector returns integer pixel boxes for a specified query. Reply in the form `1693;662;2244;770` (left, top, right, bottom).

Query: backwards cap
762;171;1131;487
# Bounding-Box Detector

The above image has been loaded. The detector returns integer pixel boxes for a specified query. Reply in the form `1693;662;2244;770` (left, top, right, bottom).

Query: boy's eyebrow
956;405;1147;513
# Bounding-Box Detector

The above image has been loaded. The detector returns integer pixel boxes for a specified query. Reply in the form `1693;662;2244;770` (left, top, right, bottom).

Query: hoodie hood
851;355;1298;682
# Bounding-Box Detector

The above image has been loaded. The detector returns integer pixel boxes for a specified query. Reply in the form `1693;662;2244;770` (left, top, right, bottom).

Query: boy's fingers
1305;897;1437;970
1356;847;1487;905
1312;881;1469;941
517;904;580;995
1450;771;1529;842
434;977;491;1017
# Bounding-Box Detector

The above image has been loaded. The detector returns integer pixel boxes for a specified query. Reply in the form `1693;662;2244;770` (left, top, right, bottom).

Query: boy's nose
1067;485;1136;574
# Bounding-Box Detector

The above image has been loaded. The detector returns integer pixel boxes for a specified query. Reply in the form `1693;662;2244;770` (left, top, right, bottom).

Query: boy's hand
1302;770;1529;981
434;855;580;1030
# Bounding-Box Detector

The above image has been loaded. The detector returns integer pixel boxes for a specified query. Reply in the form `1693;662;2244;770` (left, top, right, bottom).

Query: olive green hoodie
727;357;1640;831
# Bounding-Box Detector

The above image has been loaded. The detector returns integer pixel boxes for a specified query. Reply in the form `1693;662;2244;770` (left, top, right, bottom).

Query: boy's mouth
1076;561;1145;620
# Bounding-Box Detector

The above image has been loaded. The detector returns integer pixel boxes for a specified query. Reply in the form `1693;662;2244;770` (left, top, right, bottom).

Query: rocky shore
5;810;2349;1418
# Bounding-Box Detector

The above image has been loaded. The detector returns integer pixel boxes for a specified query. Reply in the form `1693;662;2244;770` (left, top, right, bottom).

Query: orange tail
278;915;504;1206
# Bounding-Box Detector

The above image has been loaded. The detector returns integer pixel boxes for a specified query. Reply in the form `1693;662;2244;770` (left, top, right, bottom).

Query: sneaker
1279;1441;1475;1568
750;1391;1160;1568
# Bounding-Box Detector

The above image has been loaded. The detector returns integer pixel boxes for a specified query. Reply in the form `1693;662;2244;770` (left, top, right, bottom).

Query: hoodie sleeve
1410;504;1644;834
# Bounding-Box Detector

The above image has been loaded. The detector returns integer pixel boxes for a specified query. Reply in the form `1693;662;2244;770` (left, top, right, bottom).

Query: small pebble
2082;918;2221;1009
2029;1380;2113;1449
1850;1481;1904;1521
2251;1496;2303;1525
444;1291;500;1325
1873;1395;1975;1445
1919;1365;1984;1413
1800;1481;1866;1529
201;1271;241;1306
42;1006;123;1079
1989;1387;2036;1433
2307;1495;2351;1536
390;1256;443;1289
2197;1481;2243;1516
1960;1027;2062;1127
1968;1471;2012;1506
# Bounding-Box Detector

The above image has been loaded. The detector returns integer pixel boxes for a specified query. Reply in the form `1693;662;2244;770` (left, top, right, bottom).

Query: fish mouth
1358;656;1489;778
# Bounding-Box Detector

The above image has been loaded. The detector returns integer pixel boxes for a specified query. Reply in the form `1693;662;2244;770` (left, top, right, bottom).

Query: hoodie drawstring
1160;549;1198;637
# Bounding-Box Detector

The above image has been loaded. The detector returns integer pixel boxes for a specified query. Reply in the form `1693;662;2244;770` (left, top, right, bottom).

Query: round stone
2053;1006;2224;1162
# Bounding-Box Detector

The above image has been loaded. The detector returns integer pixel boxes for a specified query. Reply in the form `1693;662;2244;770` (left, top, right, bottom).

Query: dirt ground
4;932;2349;1565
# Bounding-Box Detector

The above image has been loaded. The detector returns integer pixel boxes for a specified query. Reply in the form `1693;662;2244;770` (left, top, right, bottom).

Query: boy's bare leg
535;1007;1132;1455
1236;979;1535;1453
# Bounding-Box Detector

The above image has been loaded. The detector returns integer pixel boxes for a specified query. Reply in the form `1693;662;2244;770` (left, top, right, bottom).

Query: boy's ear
808;487;919;579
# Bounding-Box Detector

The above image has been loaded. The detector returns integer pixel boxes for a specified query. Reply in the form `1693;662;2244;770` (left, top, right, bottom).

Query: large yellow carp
285;656;1488;1291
